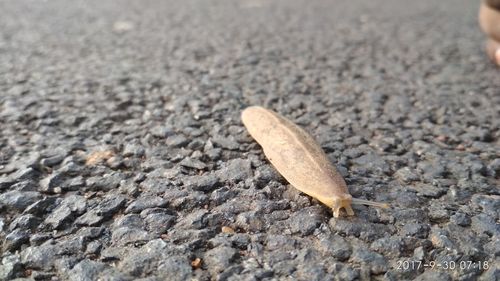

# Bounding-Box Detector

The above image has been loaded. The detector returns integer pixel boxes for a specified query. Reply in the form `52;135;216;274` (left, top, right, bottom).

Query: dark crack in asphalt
0;0;499;280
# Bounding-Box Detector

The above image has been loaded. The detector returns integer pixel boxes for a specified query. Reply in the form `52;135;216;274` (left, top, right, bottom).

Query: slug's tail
351;198;390;209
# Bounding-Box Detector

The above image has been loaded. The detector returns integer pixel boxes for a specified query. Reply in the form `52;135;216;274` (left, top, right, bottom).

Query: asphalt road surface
0;0;499;280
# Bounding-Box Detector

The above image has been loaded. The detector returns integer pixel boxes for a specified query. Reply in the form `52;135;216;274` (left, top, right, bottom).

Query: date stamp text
395;260;490;271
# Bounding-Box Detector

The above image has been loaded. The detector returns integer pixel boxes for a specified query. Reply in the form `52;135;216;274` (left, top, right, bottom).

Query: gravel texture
0;0;499;280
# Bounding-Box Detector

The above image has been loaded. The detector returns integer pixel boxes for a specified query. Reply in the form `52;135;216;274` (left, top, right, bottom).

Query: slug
241;106;389;217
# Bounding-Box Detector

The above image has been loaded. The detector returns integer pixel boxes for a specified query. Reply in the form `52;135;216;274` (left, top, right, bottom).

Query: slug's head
331;195;390;217
331;194;354;218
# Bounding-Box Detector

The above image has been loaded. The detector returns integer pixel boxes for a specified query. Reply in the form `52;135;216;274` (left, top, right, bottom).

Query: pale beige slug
241;106;389;218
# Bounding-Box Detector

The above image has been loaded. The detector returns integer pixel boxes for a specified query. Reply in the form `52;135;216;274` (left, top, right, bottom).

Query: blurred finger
486;38;500;65
487;0;500;9
479;0;500;42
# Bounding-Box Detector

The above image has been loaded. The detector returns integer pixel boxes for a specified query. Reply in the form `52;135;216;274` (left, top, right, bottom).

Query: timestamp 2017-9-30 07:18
395;260;490;271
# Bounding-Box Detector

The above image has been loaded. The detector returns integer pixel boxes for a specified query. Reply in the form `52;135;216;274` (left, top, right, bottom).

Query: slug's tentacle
351;198;390;209
345;205;355;216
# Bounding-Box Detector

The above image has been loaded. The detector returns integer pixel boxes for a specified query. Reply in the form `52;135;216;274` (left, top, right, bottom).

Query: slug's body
241;106;388;217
